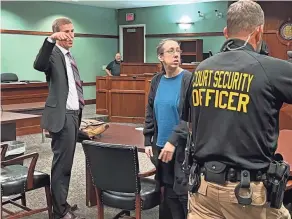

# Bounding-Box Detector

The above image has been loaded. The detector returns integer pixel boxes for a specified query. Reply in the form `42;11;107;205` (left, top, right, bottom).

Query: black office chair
1;144;52;219
1;73;18;83
82;141;160;219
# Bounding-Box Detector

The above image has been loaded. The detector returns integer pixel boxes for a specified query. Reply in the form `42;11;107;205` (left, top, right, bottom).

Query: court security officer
164;1;292;218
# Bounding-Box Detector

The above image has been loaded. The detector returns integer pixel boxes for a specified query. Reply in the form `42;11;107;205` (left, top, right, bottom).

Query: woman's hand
145;146;153;158
158;142;175;163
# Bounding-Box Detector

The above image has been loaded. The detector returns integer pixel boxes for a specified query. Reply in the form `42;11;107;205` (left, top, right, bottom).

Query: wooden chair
82;140;160;219
1;144;52;219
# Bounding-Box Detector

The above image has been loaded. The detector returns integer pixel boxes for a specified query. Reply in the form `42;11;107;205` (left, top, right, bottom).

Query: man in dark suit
34;17;85;219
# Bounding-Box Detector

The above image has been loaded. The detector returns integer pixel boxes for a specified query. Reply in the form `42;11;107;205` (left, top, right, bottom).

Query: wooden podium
96;73;157;123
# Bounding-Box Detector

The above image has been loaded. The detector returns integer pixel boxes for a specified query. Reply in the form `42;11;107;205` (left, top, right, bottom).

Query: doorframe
119;24;146;63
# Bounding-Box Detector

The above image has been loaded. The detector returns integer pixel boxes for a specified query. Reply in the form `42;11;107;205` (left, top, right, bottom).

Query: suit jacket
34;38;82;133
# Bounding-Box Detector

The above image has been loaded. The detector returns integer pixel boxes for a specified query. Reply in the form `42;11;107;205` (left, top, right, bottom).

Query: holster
264;155;290;209
188;162;201;193
181;132;194;187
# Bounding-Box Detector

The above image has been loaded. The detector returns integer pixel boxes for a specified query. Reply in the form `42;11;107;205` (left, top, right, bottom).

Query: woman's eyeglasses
163;49;183;55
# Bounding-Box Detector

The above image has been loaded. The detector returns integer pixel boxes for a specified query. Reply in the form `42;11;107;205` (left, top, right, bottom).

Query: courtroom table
2;102;45;115
1;111;42;138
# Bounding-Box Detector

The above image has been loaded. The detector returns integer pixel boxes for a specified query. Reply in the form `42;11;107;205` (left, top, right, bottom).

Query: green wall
118;1;228;63
1;1;229;99
1;1;118;100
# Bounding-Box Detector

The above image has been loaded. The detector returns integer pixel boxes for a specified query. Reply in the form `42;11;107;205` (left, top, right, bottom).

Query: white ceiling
56;0;220;9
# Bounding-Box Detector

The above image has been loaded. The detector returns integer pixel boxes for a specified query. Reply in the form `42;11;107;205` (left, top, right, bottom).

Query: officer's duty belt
200;165;266;183
196;161;266;205
189;158;289;208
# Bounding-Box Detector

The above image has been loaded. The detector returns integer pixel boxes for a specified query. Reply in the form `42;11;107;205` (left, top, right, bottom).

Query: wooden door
123;27;144;63
228;1;292;60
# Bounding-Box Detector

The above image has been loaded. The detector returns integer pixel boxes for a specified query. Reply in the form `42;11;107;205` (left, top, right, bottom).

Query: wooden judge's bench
95;62;198;123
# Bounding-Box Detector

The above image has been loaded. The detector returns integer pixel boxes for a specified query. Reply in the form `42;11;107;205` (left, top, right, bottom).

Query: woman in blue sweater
143;39;192;219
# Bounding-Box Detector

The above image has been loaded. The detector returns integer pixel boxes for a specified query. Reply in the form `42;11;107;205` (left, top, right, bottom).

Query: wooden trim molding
264;30;278;34
145;32;224;38
82;82;96;86
1;29;222;39
1;29;118;39
85;99;95;105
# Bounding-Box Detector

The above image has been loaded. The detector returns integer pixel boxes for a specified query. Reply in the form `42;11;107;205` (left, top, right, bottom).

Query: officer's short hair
227;0;264;36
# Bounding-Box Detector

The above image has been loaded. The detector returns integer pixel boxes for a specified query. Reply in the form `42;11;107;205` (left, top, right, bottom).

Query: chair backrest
82;140;140;193
1;73;18;83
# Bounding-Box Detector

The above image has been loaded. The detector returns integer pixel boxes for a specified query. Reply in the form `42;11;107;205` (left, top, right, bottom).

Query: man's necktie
66;52;85;109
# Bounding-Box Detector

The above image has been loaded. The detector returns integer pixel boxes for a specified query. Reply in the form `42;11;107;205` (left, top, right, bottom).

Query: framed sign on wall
126;13;135;22
279;20;292;41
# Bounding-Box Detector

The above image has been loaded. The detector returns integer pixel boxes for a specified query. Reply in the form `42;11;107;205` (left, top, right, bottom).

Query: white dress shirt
47;38;79;110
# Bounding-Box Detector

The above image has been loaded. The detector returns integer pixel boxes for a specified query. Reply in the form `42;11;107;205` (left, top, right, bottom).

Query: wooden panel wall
120;63;160;75
259;1;292;60
1;83;49;105
279;105;292;130
120;63;199;75
100;63;199;123
1;82;96;105
228;1;292;60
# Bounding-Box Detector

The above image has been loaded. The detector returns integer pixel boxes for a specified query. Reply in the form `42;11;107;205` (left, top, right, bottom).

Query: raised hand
50;32;72;41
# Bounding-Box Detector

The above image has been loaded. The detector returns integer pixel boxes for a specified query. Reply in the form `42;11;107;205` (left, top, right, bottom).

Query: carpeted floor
3;105;158;219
